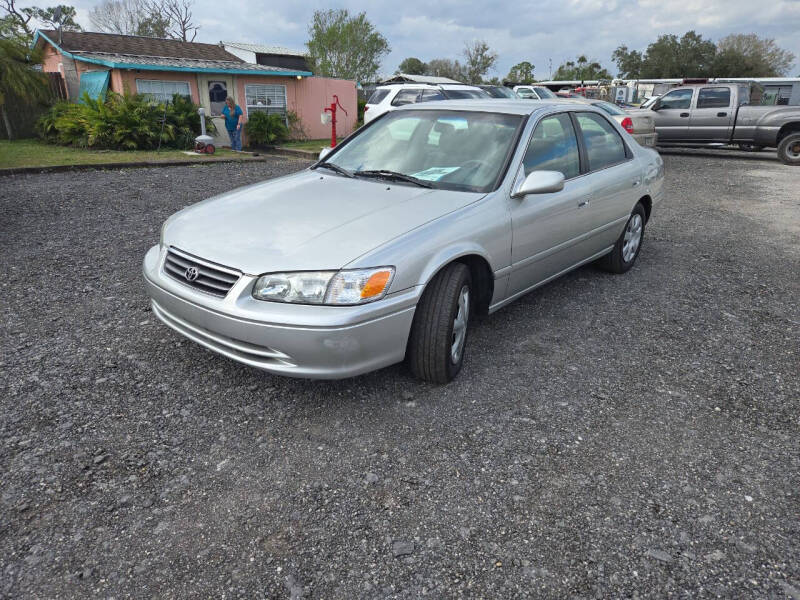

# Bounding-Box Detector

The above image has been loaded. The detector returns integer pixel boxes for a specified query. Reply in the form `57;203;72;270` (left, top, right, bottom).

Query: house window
136;79;191;103
245;84;287;119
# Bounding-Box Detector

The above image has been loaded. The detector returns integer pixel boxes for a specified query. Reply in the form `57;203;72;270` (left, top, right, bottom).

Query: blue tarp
78;70;110;102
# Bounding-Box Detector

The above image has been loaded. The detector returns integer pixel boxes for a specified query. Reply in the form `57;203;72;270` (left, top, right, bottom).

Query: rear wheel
596;203;646;274
407;263;472;383
205;144;216;155
777;133;800;166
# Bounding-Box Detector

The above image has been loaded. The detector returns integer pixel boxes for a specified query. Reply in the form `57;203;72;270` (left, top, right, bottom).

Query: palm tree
0;38;49;140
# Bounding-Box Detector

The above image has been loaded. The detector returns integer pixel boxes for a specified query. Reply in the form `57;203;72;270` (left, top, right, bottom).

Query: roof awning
78;70;110;101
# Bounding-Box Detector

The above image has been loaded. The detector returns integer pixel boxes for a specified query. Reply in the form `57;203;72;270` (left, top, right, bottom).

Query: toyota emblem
184;266;199;282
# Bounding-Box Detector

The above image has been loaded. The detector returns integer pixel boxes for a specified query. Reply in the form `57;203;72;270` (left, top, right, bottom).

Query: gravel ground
1;154;798;599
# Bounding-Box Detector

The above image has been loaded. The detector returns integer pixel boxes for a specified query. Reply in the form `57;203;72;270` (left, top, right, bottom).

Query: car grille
163;247;240;297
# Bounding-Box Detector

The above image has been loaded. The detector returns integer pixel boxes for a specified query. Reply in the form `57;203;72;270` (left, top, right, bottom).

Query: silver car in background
556;98;658;147
143;100;664;382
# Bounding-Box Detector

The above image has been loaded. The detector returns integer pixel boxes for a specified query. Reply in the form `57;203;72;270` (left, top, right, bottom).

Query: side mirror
318;147;333;161
512;170;565;198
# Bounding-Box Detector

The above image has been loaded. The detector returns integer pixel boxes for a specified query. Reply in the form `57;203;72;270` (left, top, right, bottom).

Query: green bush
245;111;289;147
287;110;307;141
36;92;214;150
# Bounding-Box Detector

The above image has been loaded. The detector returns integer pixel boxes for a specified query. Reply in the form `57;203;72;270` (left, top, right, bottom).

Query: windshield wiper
312;162;354;178
354;170;433;188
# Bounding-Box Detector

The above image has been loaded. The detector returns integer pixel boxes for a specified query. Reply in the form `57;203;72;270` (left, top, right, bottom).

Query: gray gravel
1;154;798;599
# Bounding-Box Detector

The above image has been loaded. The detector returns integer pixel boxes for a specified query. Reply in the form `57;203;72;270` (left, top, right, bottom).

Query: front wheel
596;203;646;274
406;263;472;383
777;133;800;166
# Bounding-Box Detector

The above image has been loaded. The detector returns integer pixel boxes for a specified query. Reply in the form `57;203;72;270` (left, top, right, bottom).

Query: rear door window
367;89;390;105
419;89;445;102
697;87;731;108
575;112;628;171
391;89;422;106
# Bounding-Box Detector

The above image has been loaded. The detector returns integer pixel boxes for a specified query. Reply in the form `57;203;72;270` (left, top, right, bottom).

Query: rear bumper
633;132;658;147
142;245;418;379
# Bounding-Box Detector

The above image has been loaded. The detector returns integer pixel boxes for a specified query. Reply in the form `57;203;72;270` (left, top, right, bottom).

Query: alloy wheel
622;214;643;263
450;286;470;363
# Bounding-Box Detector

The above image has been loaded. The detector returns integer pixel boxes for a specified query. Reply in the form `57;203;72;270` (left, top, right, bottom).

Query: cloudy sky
30;0;800;79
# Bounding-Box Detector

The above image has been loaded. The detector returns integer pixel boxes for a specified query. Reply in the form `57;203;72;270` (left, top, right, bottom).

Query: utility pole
548;58;552;80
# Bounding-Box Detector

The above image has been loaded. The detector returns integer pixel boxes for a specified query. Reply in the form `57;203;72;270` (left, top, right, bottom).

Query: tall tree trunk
1;105;14;141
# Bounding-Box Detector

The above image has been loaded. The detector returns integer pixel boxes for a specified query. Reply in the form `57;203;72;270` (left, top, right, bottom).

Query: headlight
252;267;395;305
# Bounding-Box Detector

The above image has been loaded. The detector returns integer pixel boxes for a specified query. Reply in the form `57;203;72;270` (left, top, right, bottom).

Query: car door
689;87;733;142
573;111;642;251
651;88;694;141
507;112;596;299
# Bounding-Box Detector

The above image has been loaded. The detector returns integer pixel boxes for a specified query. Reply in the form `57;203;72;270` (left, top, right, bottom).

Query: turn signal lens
361;270;391;298
621;117;634;134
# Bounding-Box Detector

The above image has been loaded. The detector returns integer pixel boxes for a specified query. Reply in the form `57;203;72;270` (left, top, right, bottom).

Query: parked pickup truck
639;82;800;165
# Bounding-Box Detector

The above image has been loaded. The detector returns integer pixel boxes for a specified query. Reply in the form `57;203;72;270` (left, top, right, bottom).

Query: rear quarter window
367;89;390;104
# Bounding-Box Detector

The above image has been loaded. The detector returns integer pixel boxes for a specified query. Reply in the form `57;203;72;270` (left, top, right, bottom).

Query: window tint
575;112;628;171
391;89;422;106
419;89;445;102
593;101;627;116
533;86;557;99
658;89;693;110
697;87;731;109
367;89;390;104
442;89;488;99
522;113;580;179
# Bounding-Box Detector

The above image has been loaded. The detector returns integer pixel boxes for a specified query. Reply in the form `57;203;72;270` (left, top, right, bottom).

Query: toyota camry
143;100;664;383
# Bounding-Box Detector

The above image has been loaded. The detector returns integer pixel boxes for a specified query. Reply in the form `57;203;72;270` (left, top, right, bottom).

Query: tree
611;45;642;78
553;55;612;80
397;57;426;75
424;58;465;81
639;31;716;78
306;8;389;83
716;34;794;76
462;40;497;84
505;61;534;83
26;5;81;31
0;38;49;139
90;0;198;40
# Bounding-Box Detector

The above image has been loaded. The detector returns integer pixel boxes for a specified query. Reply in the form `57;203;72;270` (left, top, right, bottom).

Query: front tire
597;203;646;274
777;133;800;166
407;263;472;383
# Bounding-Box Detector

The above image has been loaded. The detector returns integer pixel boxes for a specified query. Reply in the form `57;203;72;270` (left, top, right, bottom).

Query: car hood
163;169;484;274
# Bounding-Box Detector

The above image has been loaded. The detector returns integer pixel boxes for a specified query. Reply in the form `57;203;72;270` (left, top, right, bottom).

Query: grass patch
0;139;241;169
281;138;342;153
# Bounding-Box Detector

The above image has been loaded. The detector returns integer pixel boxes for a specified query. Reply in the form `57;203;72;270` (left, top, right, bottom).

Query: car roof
392;99;605;117
376;83;482;91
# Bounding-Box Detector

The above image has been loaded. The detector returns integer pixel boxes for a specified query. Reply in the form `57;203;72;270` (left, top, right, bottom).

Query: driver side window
522;113;580;179
658;89;693;110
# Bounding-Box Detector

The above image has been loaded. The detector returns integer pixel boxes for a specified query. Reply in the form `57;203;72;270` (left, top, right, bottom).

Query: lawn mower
194;107;215;154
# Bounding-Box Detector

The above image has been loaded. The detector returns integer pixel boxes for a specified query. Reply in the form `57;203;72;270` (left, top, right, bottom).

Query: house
33;30;357;146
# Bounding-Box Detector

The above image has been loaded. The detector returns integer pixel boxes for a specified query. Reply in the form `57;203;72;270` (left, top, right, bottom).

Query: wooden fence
0;73;67;140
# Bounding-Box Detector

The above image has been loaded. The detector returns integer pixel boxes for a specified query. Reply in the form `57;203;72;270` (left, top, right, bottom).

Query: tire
777;133;800;166
406;263;472;383
596;203;647;274
205;144;216;155
738;143;763;152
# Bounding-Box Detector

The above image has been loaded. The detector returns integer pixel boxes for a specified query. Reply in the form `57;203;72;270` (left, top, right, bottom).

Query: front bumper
142;245;418;379
633;132;658;147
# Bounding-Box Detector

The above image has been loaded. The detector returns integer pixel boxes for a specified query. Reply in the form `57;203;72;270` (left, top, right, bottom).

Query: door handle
717;112;727;117
577;199;589;208
680;112;690;117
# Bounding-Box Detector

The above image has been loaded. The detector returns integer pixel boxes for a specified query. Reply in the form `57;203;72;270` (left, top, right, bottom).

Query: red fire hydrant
323;95;348;148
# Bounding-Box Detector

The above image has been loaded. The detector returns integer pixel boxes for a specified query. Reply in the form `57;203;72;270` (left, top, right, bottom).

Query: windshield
484;86;518;99
321;110;524;193
442;89;489;100
533;87;557;99
516;88;535;98
593;101;627;116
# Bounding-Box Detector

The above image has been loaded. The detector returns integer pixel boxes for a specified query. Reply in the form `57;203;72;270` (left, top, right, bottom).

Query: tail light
364;106;369;111
621;117;634;134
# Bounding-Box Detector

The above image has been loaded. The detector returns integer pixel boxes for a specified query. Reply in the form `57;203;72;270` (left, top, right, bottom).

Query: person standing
221;97;244;151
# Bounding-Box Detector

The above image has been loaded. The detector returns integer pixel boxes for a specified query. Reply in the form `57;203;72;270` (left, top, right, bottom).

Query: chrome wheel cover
622;213;643;263
788;142;800;159
451;286;470;363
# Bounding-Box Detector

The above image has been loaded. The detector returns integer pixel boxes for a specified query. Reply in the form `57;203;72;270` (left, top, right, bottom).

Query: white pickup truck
638;82;800;165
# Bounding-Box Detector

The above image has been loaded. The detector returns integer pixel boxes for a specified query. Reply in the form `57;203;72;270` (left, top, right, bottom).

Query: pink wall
235;75;357;141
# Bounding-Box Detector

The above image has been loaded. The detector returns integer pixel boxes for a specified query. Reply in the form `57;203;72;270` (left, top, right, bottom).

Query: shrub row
36;92;214;150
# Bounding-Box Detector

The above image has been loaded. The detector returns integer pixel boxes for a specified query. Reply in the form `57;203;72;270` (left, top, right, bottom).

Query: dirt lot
1;152;798;599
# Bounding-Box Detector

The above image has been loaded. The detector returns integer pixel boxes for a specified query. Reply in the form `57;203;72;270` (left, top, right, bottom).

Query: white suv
364;83;490;124
513;85;558;100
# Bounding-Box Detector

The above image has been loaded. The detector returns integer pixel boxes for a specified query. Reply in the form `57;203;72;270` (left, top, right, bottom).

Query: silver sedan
143;100;665;382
